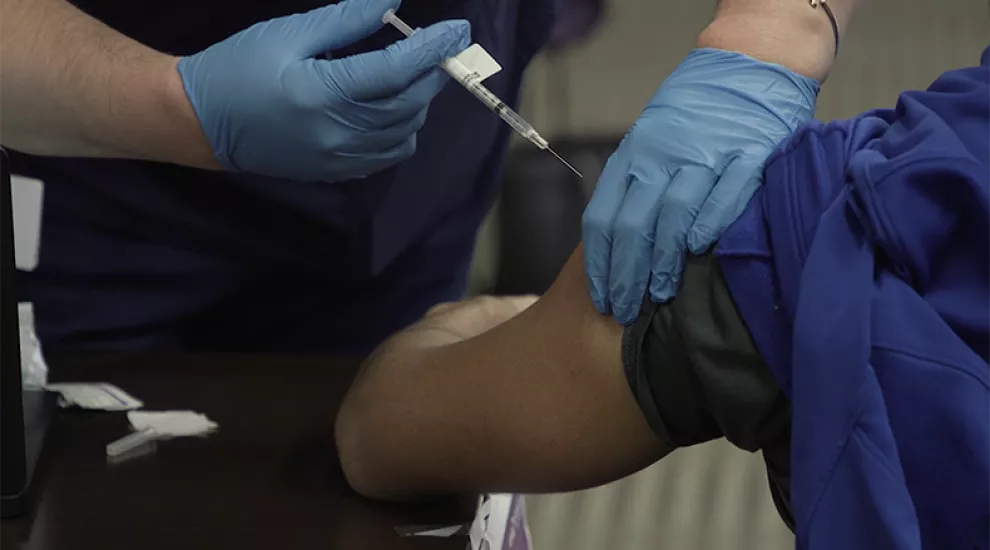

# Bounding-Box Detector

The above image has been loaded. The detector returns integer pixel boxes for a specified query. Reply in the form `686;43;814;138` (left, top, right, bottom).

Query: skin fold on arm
335;246;672;501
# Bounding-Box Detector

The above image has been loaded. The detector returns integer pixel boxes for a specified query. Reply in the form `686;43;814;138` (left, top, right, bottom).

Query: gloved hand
582;48;820;324
177;0;470;182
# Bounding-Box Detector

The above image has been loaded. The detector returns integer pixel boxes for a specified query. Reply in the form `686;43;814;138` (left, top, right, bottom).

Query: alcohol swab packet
46;382;143;411
106;410;217;457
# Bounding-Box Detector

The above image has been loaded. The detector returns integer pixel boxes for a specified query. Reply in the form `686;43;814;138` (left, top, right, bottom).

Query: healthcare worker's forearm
698;0;865;81
0;0;219;169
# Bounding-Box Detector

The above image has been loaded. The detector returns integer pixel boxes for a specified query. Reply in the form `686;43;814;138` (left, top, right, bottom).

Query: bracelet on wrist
809;0;840;58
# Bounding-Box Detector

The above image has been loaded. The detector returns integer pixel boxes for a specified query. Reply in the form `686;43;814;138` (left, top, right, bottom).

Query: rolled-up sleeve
621;252;794;529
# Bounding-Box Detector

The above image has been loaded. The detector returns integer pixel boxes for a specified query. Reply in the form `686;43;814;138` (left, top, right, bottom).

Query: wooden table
1;355;474;550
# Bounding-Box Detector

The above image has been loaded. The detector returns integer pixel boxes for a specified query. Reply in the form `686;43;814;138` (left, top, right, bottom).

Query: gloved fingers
649;165;718;302
608;173;668;325
350;68;449;129
287;0;401;58
331;135;418;179
581;151;632;315
329;19;471;102
687;157;765;254
339;106;430;154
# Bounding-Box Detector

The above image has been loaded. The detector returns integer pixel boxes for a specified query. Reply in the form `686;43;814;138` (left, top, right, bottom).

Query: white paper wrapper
400;493;534;550
18;302;48;389
470;494;533;550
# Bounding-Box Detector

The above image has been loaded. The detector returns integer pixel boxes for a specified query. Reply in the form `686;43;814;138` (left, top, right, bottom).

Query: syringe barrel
496;105;548;148
455;74;548;148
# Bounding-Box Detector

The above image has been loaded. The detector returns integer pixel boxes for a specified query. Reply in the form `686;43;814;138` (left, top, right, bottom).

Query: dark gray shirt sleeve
621;252;795;530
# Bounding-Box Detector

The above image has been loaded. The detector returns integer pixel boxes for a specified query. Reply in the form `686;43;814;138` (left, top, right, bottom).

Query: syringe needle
548;148;583;179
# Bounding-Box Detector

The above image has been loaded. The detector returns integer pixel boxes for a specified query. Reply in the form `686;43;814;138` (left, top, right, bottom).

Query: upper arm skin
336;246;669;501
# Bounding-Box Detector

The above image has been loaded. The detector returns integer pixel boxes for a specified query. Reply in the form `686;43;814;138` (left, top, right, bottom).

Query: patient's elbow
335;397;399;501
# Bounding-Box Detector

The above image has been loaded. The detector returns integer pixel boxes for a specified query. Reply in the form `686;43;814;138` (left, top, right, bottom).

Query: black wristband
810;0;840;58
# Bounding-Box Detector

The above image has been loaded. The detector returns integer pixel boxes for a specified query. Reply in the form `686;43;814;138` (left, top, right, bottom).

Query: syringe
383;10;582;178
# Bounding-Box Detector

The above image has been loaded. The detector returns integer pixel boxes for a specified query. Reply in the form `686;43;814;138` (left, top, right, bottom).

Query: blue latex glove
582;48;820;324
177;0;471;182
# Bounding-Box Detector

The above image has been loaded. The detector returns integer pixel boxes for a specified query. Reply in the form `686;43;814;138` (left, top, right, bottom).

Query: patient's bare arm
336;246;670;501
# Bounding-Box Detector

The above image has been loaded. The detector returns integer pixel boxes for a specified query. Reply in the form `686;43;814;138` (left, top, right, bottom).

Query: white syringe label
449;44;502;82
446;66;486;90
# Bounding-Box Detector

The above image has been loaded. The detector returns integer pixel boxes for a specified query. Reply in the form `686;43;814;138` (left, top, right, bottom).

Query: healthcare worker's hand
582;48;820;324
176;0;470;182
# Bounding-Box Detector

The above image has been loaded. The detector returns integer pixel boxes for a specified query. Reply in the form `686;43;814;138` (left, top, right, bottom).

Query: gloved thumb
331;19;471;100
686;156;765;254
287;0;402;58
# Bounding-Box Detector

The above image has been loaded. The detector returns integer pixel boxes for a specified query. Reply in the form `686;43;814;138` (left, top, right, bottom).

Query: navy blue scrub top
11;0;553;354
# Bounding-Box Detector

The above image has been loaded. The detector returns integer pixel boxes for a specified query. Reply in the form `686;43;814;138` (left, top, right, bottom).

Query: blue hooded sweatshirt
717;48;990;549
